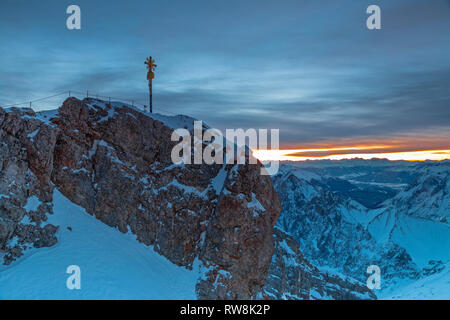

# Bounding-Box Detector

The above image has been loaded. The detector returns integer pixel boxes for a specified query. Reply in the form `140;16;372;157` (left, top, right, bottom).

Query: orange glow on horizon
253;147;450;162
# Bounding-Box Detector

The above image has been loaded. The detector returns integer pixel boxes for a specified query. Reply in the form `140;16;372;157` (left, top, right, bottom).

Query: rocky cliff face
0;107;58;265
0;98;280;299
0;98;377;300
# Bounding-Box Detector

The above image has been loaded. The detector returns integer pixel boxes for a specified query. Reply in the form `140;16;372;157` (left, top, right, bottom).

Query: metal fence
0;90;179;116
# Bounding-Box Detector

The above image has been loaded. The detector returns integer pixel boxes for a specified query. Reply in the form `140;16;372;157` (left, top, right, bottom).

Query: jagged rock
0;98;281;299
0;107;58;264
422;260;445;276
1;98;381;300
197;165;280;299
265;228;376;299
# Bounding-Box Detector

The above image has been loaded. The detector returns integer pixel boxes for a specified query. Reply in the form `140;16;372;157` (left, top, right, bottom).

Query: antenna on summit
145;56;157;113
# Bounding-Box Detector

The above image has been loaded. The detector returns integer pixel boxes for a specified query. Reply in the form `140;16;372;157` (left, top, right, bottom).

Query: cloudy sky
1;0;449;151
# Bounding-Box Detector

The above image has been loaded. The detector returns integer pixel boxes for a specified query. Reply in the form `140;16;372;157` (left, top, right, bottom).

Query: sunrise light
253;147;450;162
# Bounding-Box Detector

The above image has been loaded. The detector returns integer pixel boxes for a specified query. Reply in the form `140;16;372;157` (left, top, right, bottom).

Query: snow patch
24;196;41;213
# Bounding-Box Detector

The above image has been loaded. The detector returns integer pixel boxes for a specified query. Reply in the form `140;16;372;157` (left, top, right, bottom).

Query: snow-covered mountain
274;161;450;299
382;162;450;223
0;98;373;300
366;163;450;270
273;165;419;282
265;227;375;300
2;97;446;300
0;98;281;299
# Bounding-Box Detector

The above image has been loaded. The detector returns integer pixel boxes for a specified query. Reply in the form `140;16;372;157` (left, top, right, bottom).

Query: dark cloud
0;0;449;148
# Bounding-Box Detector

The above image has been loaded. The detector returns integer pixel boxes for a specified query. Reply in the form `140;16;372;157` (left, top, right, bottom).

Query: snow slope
379;262;450;300
0;190;199;300
367;212;450;268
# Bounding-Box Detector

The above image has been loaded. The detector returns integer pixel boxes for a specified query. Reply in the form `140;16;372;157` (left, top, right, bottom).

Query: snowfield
0;190;199;300
367;212;450;268
379;262;450;300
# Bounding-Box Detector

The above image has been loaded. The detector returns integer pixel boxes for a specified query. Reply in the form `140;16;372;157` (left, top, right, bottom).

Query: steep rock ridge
265;228;376;300
272;166;419;283
0;98;281;299
197;164;281;299
0;108;58;264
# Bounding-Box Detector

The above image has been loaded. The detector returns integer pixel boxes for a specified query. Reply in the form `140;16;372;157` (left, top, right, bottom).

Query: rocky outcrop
0;98;281;299
1;97;380;300
0;107;58;264
197;165;280;299
265;228;376;300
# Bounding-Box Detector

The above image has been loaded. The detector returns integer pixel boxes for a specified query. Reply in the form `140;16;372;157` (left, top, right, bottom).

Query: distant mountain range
273;160;450;299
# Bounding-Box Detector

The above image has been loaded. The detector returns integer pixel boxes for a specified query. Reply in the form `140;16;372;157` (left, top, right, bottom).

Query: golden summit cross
145;56;157;113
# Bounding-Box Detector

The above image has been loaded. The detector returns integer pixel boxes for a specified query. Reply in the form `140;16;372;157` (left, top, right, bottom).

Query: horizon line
253;147;450;162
